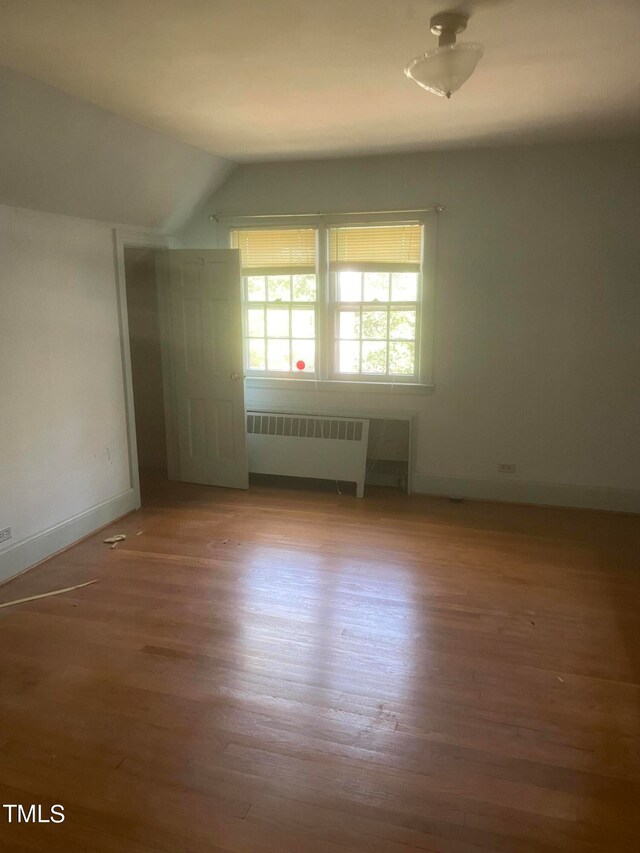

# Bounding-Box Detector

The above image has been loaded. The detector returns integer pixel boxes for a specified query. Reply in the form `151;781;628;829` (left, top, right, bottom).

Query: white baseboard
411;473;640;514
0;489;140;585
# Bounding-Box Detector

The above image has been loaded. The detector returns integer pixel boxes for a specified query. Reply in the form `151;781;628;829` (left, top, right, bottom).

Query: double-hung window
232;219;428;387
233;228;318;377
328;224;421;381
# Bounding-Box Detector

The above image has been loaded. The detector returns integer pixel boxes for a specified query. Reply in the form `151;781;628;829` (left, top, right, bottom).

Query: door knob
230;371;241;381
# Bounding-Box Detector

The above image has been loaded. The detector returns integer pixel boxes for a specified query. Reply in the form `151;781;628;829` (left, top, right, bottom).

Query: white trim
246;401;419;420
411;473;640;514
245;376;433;395
0;489;138;584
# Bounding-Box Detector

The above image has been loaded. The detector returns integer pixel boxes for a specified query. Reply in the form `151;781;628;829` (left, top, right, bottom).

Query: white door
167;249;248;488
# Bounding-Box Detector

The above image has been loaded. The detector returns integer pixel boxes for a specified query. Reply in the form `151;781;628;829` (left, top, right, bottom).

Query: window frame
328;271;421;384
243;270;320;380
224;211;437;392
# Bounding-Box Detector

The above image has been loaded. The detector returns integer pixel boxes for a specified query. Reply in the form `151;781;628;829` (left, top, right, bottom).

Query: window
329;224;421;380
232;219;427;386
232;228;318;376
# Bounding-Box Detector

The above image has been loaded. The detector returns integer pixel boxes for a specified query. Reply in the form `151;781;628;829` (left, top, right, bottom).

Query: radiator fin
247;412;363;442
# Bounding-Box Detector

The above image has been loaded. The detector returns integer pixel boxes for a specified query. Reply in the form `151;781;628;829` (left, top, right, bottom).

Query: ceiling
0;0;638;162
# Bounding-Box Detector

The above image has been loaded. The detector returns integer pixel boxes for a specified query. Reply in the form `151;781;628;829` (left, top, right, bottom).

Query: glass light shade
404;42;484;98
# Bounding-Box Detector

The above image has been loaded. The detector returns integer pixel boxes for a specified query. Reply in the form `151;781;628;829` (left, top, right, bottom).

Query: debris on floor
0;579;99;610
103;534;126;544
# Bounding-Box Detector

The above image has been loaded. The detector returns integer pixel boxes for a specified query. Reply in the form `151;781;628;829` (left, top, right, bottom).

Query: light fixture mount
429;12;468;45
404;9;483;98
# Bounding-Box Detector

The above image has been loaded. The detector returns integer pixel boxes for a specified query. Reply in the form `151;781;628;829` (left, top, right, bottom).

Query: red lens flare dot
295;360;305;371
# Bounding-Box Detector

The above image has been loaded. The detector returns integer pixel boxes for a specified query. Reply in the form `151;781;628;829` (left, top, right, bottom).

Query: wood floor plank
0;472;638;851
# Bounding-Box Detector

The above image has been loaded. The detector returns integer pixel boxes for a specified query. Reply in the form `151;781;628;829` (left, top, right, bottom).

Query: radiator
246;411;370;497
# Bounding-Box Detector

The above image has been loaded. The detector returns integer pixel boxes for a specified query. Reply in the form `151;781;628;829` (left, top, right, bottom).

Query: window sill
244;376;434;396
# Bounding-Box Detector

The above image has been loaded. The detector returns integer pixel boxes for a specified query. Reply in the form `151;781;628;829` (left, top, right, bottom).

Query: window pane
338;271;361;302
247;308;264;338
292;339;315;372
267;275;291;302
247;276;266;301
362;311;388;340
339;311;360;340
338;341;360;373
362;341;387;374
292;274;316;302
267;339;290;371
266;308;289;337
389;341;415;375
363;272;390;302
389;309;416;340
248;339;266;370
391;272;418;301
291;309;315;338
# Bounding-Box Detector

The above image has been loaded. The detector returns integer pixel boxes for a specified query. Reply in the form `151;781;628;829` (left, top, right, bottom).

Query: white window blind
232;228;316;275
328;224;422;272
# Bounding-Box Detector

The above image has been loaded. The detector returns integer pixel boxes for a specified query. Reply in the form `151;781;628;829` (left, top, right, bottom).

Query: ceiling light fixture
404;11;483;98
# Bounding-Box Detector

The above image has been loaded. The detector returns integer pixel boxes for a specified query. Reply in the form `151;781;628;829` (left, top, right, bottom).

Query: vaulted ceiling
0;0;639;161
0;65;234;228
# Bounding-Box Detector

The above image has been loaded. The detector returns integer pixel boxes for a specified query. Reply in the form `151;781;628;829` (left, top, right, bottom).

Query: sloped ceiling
0;65;235;229
0;0;638;161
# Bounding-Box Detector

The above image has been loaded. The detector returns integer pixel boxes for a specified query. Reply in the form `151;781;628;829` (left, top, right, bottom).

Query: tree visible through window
245;272;317;373
334;270;418;377
232;221;424;383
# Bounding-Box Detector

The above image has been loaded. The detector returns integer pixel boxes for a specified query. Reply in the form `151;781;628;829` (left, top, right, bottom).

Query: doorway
124;247;168;498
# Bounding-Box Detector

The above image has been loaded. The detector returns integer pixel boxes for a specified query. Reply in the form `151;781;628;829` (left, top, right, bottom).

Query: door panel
167;249;247;488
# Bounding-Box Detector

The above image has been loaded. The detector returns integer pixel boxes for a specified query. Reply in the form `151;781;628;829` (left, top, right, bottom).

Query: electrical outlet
0;527;11;543
498;463;516;474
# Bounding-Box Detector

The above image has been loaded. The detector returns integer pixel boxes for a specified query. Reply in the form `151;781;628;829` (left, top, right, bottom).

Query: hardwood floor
0;474;639;852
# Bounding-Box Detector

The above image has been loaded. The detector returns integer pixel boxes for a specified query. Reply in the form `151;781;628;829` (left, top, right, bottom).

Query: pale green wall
0;205;133;580
182;138;640;509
